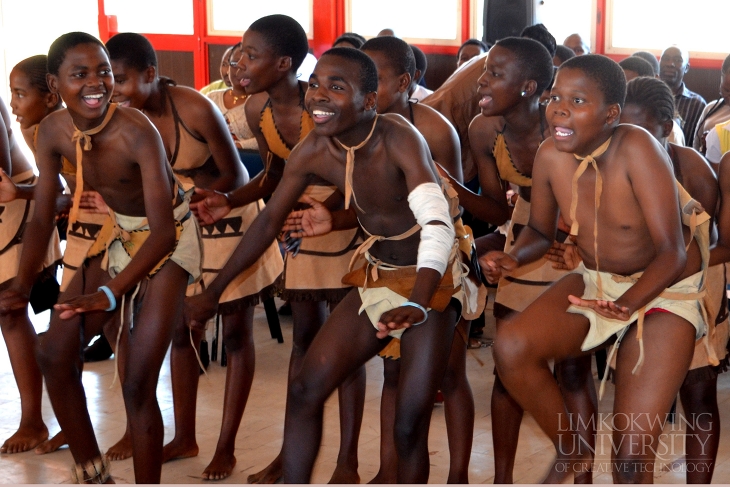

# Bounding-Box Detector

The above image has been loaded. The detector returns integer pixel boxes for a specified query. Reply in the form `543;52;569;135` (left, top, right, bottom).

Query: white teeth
312;110;334;116
84;93;103;99
556;130;573;137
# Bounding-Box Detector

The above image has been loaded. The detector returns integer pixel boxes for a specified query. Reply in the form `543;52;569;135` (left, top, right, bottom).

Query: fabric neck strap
569;136;612;298
69;103;118;224
335;115;378;212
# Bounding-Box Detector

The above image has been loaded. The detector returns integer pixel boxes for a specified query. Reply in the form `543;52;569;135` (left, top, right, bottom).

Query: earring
521;91;527;97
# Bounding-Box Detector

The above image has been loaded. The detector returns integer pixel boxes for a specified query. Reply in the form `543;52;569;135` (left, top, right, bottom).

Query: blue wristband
98;286;117;312
402;301;428;326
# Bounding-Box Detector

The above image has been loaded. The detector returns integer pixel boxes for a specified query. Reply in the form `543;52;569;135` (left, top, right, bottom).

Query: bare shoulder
244;92;268;130
412;103;457;136
167;85;220;121
244;92;268;115
673;143;715;182
37;109;73;147
284;129;328;173
469;115;503;150
613;124;663;158
113;105;159;137
379;112;417;134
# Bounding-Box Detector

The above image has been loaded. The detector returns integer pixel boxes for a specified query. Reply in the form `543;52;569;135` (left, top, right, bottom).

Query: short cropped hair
361;36;416;79
320;47;378;94
632;51;660;76
48;32;108;76
249;14;309;71
333;33;366;49
410;45;428;82
554;45;575;65
494;37;554;94
625;76;676;123
619;56;655;78
520;23;556;57
14;55;52;94
458;39;488;58
559;54;627;107
106;33;158;72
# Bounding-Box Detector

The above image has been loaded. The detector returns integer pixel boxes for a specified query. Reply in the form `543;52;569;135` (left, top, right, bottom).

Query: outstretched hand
281;195;333;238
190;188;231;225
184;291;219;332
0;170;18;203
567;295;631;321
478;251;519;284
54;291;113;320
545;241;581;270
376;305;429;339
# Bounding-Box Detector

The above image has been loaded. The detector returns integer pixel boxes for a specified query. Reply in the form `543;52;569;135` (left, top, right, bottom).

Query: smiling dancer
0;32;201;483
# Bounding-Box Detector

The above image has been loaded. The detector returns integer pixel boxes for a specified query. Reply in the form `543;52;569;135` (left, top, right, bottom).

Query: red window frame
98;0;721;91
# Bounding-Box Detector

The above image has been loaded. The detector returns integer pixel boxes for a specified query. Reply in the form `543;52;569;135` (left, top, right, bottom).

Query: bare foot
328;463;360;484
162;437;199;463
34;431;66;455
1;424;48;454
202;450;237;480
106;433;133;461
247;454;283;484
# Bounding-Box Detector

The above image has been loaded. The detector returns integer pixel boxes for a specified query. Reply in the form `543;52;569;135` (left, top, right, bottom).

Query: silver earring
521;91;527;96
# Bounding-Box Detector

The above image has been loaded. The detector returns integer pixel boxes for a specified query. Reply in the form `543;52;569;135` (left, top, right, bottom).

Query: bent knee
493;325;532;375
288;375;324;412
393;413;429;450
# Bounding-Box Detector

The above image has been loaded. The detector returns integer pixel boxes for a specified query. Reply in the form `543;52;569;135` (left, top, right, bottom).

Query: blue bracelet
402;301;428;326
98;286;117;312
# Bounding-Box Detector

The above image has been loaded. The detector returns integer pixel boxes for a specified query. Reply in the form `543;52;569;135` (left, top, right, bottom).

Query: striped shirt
674;83;707;148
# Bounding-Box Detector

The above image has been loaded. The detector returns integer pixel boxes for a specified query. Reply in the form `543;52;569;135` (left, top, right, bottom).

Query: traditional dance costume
259;85;360;304
164;83;283;311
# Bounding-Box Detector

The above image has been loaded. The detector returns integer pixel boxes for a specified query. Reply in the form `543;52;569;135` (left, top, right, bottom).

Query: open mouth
311;109;335;123
82;93;105;108
553;126;574;139
478;94;493;109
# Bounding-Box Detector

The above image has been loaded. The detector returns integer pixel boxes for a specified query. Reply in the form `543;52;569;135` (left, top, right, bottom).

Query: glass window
347;0;461;45
207;0;312;38
105;0;194;35
607;0;725;58
472;0;485;41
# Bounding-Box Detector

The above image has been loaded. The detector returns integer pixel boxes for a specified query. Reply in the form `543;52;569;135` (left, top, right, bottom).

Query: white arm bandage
407;182;455;276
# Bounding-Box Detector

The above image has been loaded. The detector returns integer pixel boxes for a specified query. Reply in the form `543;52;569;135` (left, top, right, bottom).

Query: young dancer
463;37;599;483
193;15;364;483
0;58;63;454
619;75;722;483
359;35;482;484
0;32;202;483
106;32;282;480
206;42;264;176
482;54;709;483
188;47;480;483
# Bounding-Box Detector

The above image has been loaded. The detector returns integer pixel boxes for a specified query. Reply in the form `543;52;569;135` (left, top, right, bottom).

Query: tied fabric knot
69;103;118;225
569;136;612;299
335;115;378;212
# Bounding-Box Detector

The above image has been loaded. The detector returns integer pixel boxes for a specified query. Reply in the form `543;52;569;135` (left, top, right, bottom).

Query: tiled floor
0;297;727;483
